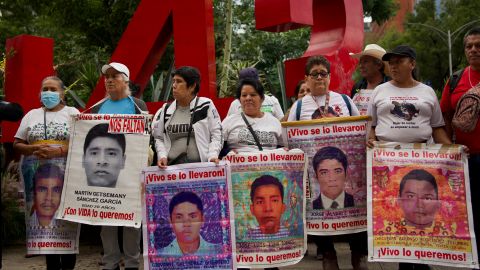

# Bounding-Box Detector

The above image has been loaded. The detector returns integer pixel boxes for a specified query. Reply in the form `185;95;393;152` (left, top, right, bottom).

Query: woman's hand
366;138;376;148
33;145;62;159
209;157;220;165
157;157;168;169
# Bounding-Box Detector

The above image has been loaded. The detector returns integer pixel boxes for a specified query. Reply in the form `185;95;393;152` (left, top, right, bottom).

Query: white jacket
153;96;223;162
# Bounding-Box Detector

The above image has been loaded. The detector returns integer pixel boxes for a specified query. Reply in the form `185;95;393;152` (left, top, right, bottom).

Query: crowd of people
4;26;480;270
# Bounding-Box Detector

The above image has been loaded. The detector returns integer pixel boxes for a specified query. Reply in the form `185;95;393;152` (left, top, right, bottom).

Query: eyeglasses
308;71;329;79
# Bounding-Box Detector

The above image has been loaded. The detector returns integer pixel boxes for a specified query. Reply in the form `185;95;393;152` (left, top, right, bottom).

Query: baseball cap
382;45;417;61
101;62;130;80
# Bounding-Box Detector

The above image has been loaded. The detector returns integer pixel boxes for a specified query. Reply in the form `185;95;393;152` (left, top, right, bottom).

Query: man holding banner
93;62;147;270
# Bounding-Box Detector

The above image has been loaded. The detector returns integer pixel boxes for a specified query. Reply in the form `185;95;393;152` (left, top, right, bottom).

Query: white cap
101;62;130;80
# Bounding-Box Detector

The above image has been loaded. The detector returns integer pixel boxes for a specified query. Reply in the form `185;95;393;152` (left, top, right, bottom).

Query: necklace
468;66;478;88
312;91;330;117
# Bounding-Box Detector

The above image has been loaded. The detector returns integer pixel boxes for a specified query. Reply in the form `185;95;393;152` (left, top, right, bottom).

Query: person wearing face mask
13;76;79;270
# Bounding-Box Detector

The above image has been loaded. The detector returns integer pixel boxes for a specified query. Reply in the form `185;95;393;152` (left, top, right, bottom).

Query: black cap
238;67;259;81
382;45;416;61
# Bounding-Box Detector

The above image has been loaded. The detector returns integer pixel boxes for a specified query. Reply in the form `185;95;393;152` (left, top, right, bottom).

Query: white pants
100;225;141;269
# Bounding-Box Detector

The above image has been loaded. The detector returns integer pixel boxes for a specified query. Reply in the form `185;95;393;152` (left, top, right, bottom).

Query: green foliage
377;0;480;92
363;0;398;24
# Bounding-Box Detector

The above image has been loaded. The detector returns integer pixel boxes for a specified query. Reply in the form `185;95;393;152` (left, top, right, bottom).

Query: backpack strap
163;103;171;134
341;94;352;116
449;68;465;94
295;98;303;121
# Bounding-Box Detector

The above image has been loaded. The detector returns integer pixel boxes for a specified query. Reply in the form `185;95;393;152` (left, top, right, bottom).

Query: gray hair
41;76;66;91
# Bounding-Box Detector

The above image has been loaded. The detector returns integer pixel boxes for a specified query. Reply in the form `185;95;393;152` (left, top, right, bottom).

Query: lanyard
312;91;330;117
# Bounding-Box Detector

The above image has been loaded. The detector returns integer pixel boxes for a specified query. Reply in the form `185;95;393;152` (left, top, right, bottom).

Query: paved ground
2;242;469;270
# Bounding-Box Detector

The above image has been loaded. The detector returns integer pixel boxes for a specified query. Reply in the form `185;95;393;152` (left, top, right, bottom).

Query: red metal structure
2;0;364;142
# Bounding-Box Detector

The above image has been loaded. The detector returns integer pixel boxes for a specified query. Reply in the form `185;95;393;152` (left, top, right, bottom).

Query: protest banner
283;116;370;235
20;153;80;254
225;149;306;268
57;114;150;227
367;142;478;268
142;162;235;270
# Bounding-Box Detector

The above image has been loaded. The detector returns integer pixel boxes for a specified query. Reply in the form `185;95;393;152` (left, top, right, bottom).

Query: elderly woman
367;45;451;270
14;76;79;270
153;66;222;168
222;78;284;153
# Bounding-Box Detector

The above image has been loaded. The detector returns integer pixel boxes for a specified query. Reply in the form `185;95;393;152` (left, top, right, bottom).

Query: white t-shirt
287;91;359;121
15;106;80;144
222;113;283;152
352;89;374;116
227;95;285;120
369;82;444;143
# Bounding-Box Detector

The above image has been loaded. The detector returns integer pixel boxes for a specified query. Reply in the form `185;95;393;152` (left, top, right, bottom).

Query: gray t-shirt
166;106;201;163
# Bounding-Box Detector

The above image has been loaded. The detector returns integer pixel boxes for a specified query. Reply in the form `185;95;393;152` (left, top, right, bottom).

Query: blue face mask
40;91;61;109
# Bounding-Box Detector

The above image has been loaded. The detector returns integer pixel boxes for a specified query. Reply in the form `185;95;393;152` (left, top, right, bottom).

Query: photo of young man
312;146;354;210
247;175;288;239
398;169;441;229
162;191;221;255
30;163;64;227
82;123;126;188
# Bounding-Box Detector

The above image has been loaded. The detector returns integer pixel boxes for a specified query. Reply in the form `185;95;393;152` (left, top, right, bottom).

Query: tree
377;0;480;91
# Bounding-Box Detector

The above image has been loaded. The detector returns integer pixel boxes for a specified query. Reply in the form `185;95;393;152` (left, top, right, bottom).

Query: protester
153;66;222;167
92;62;148;270
286;55;363;270
13;76;78;270
349;44;390;115
440;26;480;252
281;80;310;121
368;45;452;270
227;67;284;120
223;79;284;270
222;78;284;153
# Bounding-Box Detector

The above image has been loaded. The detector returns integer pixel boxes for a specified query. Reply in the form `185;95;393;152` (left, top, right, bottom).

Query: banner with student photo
282;116;370;235
19;153;80;255
142;162;235;270
367;142;478;268
56;114;151;227
224;149;306;268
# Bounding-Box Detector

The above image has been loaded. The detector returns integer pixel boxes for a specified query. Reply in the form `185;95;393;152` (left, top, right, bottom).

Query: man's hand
157;157;168;169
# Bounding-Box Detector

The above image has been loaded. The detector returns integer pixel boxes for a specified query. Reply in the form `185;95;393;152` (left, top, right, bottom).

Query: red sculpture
2;0;364;142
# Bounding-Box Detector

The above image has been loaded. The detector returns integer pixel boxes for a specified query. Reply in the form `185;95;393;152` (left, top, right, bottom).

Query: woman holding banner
222;78;284;153
13;76;79;270
367;45;452;270
221;78;283;270
153;66;222;167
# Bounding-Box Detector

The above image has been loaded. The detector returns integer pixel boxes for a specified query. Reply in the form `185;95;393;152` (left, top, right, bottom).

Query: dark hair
250;175;284;202
169;191;204;218
294;80;307;98
305;55;331;75
399;169;438;198
464;27;480;47
33;163;64;189
235;78;265;100
172;66;201;94
312;146;348;175
83;123;126;154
